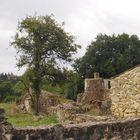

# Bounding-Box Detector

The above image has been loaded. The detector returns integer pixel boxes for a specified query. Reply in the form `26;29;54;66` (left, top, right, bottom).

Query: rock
50;102;84;122
0;108;13;140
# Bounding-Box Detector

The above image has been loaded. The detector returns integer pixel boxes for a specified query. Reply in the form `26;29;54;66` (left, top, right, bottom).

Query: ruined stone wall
111;65;140;117
8;118;140;140
18;91;66;114
0;109;13;140
1;108;140;140
79;77;110;105
77;74;111;115
84;78;105;103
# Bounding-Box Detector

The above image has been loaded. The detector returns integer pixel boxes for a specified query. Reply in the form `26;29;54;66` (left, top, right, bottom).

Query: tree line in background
0;15;139;114
0;73;21;102
0;70;77;102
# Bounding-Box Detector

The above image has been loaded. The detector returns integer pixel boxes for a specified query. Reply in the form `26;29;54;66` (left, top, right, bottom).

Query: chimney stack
94;72;100;79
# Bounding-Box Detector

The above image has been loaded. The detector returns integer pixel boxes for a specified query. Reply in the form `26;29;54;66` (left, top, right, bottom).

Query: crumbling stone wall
17;91;67;114
1;108;140;140
111;65;140;117
0;109;13;140
9;118;140;140
83;78;105;104
77;73;111;114
50;102;84;122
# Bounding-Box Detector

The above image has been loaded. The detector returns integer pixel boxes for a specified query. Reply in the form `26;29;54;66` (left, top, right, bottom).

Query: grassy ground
0;102;58;127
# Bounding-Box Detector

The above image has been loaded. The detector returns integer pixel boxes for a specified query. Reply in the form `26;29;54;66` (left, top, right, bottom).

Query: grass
0;102;58;127
8;114;58;127
86;108;102;116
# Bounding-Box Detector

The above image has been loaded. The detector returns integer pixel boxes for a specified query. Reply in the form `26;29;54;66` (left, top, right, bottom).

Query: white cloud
0;0;140;74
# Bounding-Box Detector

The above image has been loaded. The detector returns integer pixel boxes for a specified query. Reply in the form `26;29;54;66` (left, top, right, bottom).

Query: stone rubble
0;109;13;140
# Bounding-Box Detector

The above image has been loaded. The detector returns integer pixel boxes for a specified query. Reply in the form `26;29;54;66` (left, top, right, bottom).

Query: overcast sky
1;0;140;75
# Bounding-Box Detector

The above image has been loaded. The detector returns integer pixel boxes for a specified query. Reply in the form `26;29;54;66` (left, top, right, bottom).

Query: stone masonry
77;73;111;113
110;65;140;117
10;118;140;140
1;110;140;140
0;109;13;140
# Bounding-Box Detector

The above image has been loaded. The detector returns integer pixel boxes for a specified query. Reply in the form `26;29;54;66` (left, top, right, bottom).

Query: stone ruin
16;65;140;123
48;72;112;123
1;108;140;140
77;72;111;115
17;91;70;115
0;65;140;139
77;65;140;118
17;65;140;122
0;109;13;140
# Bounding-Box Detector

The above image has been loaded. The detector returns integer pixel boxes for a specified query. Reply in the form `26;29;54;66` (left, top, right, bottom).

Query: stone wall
111;65;140;117
1;108;140;140
0;109;13;140
49;102;84;122
8;118;140;140
17;91;69;114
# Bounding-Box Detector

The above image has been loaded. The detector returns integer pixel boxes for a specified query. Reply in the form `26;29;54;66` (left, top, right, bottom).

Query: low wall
1;108;140;140
9;118;140;140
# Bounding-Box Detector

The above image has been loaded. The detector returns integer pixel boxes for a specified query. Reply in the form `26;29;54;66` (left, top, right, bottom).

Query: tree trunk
35;92;40;115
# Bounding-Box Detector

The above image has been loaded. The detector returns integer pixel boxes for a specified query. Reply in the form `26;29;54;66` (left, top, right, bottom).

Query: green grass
0;102;58;127
8;114;58;127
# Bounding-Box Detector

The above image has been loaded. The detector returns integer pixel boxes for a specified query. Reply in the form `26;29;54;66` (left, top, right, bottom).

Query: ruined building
77;65;140;118
16;65;140;120
1;109;140;139
0;66;140;139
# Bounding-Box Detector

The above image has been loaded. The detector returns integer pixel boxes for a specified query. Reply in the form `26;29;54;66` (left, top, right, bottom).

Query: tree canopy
11;15;80;114
74;33;140;79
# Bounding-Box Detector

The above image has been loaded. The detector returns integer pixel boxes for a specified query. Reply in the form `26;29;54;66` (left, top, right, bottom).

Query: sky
1;0;140;75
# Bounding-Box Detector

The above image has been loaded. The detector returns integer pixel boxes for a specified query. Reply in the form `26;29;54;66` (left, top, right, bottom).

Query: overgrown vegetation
0;102;58;127
0;70;78;102
0;73;22;102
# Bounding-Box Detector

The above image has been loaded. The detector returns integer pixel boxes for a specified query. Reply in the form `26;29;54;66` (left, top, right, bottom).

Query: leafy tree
0;73;21;102
41;68;78;100
0;81;12;102
74;33;140;91
11;15;80;114
65;71;78;100
12;81;25;96
0;81;19;102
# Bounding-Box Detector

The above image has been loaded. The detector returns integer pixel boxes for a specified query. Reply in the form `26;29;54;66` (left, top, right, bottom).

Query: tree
0;73;7;81
40;67;79;100
11;15;80;115
74;33;140;91
0;81;13;102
